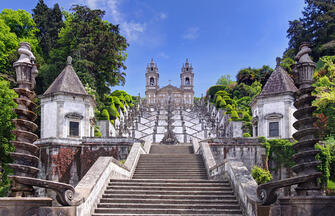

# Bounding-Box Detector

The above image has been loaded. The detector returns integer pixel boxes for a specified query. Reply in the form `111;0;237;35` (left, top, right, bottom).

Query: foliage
258;136;270;158
286;0;335;60
215;95;222;104
32;0;63;59
216;75;236;87
316;143;331;188
226;104;233;114
243;133;251;137
218;99;226;109
313;56;335;138
236;66;273;87
0;78;17;196
242;111;251;122
206;85;225;102
94;125;102;137
251;166;273;185
268;139;296;169
230;110;239;121
0;9;42;81
37;5;128;100
100;109;110;121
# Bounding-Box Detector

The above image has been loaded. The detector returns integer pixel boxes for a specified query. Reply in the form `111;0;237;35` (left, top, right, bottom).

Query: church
145;59;194;108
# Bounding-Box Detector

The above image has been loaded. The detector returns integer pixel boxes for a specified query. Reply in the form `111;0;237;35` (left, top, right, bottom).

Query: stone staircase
92;144;243;215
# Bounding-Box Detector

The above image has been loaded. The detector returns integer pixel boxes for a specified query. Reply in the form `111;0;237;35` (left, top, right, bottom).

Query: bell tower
180;58;194;90
145;59;159;106
180;58;194;106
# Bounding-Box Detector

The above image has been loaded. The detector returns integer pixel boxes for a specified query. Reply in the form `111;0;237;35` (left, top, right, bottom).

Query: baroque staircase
92;144;243;215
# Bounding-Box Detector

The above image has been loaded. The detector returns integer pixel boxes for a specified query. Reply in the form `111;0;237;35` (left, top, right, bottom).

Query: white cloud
122;21;146;41
159;12;167;20
85;0;146;42
183;27;200;40
158;52;169;59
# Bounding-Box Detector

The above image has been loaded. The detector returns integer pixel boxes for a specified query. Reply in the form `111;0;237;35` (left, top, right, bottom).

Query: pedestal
0;197;76;216
279;196;335;216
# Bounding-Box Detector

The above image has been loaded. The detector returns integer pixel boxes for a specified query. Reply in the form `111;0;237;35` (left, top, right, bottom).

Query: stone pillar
57;101;64;138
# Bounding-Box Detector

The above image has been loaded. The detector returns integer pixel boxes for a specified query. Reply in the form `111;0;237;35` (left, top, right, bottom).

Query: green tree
38;5;128;101
313;56;335;138
0;78;17;196
286;0;335;60
236;66;273;87
0;9;42;80
216;74;236;87
32;0;64;59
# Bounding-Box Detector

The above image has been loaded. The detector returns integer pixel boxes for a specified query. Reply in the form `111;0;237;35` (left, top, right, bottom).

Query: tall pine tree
32;0;63;59
286;0;335;60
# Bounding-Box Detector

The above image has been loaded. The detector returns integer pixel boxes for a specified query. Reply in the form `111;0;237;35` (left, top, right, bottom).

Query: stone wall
206;138;267;171
35;137;141;191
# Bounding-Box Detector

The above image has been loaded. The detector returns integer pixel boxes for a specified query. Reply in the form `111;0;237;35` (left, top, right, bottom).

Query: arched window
150;77;155;86
185;77;190;86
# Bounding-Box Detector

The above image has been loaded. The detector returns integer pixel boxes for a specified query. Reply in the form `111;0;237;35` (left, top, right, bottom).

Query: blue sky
0;0;305;96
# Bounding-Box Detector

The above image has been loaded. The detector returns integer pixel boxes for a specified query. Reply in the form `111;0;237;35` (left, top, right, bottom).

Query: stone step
110;179;226;184
94;208;243;214
93;214;242;216
109;182;230;187
99;198;238;205
133;171;207;174
132;175;208;179
139;158;200;160
140;155;200;157
102;194;238;200
96;203;241;210
104;190;233;196
134;167;206;170
106;186;231;191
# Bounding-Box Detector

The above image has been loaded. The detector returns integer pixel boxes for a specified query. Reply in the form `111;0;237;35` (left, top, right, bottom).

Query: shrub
231;110;239;121
215;95;223;104
218;99;227;108
251;166;272;184
243;111;251;121
100;109;110;120
226;104;233;114
207;85;225;102
216;90;229;97
243;133;251;137
108;104;119;120
94;126;102;137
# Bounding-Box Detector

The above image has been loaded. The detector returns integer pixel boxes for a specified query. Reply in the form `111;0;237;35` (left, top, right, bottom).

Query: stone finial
295;42;313;63
15;42;35;64
276;57;281;66
67;56;72;65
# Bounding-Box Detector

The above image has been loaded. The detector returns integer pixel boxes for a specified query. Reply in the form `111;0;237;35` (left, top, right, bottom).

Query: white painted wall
41;94;95;139
251;94;296;139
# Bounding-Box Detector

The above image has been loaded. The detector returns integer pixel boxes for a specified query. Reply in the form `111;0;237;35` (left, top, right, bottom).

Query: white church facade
145;59;194;108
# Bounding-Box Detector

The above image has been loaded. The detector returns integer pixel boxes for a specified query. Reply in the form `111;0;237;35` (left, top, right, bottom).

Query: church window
185;77;190;85
151;67;153;71
69;121;79;137
150;77;155;86
269;122;279;137
186;68;188;71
